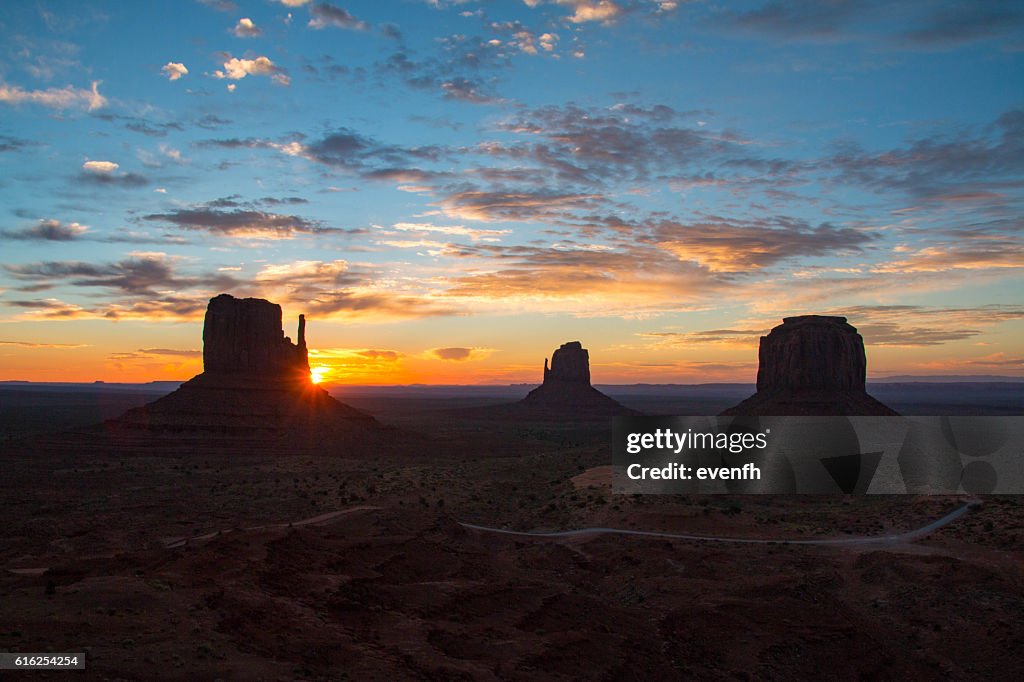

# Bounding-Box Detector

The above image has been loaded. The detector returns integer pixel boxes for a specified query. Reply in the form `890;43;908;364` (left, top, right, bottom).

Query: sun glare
310;366;329;384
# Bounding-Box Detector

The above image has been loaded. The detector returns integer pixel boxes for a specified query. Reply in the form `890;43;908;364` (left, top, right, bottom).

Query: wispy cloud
0;80;106;110
0;339;90;348
142;204;351;240
827;108;1024;198
308;4;369;31
3;253;238;298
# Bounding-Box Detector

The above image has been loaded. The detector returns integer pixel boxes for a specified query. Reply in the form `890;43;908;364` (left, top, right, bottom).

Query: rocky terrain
1;402;1021;680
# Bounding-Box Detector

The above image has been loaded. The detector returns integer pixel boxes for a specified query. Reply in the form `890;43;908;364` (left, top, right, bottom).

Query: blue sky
1;0;1022;383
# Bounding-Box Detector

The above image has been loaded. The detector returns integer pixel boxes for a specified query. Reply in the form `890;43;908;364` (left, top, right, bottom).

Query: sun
310;366;330;384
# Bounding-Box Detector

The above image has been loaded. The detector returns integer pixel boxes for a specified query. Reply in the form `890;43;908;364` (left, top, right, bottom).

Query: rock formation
109;294;377;441
543;341;591;385
202;294;309;378
721;315;898;416
520;341;636;416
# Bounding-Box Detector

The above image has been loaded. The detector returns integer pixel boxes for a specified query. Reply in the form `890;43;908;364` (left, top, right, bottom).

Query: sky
0;0;1022;385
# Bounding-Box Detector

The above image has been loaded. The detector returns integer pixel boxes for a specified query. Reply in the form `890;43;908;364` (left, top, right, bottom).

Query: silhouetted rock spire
722;315;897;416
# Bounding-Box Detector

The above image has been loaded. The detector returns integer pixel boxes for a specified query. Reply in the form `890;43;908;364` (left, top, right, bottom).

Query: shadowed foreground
2;397;1022;680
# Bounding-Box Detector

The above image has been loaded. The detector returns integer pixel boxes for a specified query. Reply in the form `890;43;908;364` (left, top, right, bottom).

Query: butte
107;294;378;442
721;315;898;416
517;341;638;417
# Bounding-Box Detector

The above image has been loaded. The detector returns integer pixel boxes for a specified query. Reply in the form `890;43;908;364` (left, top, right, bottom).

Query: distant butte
109;294;378;439
721;315;898;416
519;341;637;416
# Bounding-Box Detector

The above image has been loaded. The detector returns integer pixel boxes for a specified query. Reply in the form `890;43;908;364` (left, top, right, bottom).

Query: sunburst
310;365;330;384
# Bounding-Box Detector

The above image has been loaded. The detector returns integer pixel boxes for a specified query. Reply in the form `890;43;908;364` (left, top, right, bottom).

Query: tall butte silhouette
721;315;898;416
109;294;377;439
518;341;637;416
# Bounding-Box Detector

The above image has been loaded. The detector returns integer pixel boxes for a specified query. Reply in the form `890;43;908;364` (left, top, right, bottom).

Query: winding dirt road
155;500;979;552
457;501;979;546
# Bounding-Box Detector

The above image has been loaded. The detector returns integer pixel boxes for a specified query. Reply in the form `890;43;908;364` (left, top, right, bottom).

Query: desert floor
1;392;1022;680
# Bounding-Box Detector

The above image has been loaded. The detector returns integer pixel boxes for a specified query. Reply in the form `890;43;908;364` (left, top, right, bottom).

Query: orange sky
2;311;1021;385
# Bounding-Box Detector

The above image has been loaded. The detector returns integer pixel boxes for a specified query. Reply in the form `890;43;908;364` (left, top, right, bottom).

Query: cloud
308;4;369;31
389;222;510;241
252;259;458;320
309;347;404;367
521;1;624;24
900;2;1024;47
827;106;1019;196
195;114;232;129
354;349;403;361
654;217;876;272
0;134;35;153
233;17;262;37
4;299;92;319
6;296;211;321
142;205;345;239
967;353;1024;368
4;253;239;298
259;195;309;206
0;80;106;110
486;103;750;185
640;328;764;347
716;0;871;40
873;240;1024;273
380;23;402;40
213;56;289;85
713;0;1024;48
441;77;503;104
295;128;445;173
832;304;1024;347
198;0;237;10
1;219;88;241
441;241;729;315
0;340;89;348
429;346;477;361
109;348;202;361
124;119;185;137
376;37;509;105
289;290;459;320
82;160;119;173
278;0;311;6
559;0;623;24
827;108;1024;199
436;190;603;222
161;62;189;80
76;166;148;187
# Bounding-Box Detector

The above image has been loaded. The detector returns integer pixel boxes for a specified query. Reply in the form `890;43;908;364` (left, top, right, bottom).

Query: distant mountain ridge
2;376;1023;391
871;375;1024;383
